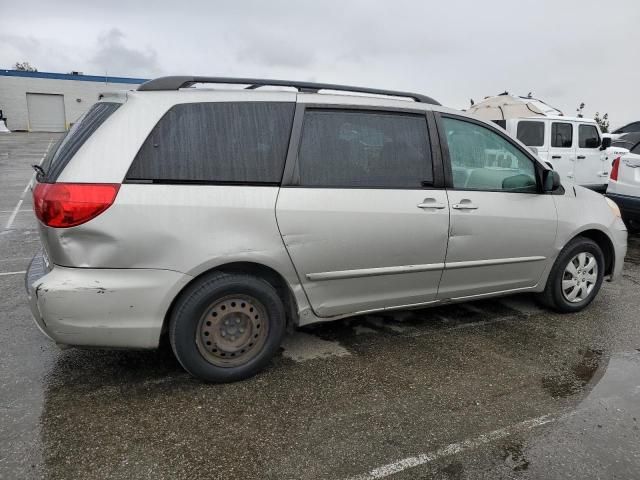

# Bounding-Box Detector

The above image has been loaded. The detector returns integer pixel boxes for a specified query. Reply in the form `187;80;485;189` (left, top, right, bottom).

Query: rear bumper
25;253;191;348
607;192;640;223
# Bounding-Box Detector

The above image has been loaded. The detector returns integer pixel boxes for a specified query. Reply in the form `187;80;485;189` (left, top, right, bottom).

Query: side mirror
600;137;612;150
543;169;561;192
545;161;554;169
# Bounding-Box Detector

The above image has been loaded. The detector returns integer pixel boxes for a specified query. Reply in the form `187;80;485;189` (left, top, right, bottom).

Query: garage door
26;93;66;132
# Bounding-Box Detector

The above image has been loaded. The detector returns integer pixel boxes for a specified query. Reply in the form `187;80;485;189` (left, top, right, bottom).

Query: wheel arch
161;261;299;338
570;228;615;276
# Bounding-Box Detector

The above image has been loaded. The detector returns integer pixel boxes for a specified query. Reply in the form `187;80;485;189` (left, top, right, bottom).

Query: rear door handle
551;155;561;159
452;203;479;210
417;198;446;209
577;155;586;159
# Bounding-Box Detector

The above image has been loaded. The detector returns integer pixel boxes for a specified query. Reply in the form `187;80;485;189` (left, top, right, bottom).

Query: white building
0;69;147;132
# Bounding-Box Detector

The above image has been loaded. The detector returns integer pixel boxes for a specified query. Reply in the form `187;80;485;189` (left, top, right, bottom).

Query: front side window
551;122;573;148
442;117;537;192
297;110;432;188
579;124;601;148
127;102;295;183
516;121;545;147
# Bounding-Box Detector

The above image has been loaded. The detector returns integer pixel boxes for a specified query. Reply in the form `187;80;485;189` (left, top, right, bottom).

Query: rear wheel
169;272;286;382
538;237;605;313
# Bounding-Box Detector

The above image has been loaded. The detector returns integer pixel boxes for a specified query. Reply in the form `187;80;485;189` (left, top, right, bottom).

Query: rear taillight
33;183;120;228
610;157;621;181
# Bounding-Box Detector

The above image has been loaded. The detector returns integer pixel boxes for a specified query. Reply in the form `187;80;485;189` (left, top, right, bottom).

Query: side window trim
281;103;445;189
434;111;543;193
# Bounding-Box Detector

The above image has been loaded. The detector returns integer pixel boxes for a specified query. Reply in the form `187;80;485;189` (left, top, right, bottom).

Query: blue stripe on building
0;69;148;85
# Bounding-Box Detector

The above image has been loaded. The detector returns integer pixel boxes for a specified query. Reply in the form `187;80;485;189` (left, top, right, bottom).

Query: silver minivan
26;77;627;382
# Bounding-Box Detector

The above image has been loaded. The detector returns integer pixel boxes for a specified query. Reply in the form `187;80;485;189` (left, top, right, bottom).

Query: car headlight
605;197;622;218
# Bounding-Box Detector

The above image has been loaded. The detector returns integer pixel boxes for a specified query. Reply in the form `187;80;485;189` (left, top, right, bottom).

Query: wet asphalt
1;132;639;480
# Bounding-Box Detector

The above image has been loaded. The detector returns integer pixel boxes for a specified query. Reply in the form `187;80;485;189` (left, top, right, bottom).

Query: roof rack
136;76;440;105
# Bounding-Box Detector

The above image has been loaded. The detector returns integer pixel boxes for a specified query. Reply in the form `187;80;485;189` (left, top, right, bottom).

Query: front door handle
577;155;586;159
452;203;479;210
551;155;561;159
417;198;446;209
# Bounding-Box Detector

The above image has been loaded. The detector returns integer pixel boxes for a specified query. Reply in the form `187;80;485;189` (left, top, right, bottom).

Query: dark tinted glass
551;122;573;148
614;122;640;134
632;143;640;154
516;121;545;146
44;102;121;181
127;102;295;183
297;110;432;188
579;124;600;148
611;139;635;150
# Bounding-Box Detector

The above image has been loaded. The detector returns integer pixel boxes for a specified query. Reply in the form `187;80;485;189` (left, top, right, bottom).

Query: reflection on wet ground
1;134;640;479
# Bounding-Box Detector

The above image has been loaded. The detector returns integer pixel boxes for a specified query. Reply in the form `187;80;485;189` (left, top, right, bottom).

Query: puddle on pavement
502;441;530;472
542;348;605;398
300;296;532;348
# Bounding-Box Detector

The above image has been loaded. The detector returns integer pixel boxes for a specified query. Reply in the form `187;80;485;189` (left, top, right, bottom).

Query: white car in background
606;132;640;232
506;116;610;191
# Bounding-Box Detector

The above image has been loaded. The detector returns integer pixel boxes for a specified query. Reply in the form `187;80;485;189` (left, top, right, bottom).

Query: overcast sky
2;0;639;127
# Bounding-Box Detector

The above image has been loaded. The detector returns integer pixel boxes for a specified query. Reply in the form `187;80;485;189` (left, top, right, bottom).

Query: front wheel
169;272;286;382
538;237;605;313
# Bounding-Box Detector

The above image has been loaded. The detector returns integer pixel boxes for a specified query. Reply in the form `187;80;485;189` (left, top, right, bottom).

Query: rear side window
579;124;600;148
551;122;573;148
127;102;294;184
296;110;432;188
516;121;545;147
43;102;121;181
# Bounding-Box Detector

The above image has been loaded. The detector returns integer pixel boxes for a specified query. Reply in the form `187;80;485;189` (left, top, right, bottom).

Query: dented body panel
27;88;628;349
27;263;190;348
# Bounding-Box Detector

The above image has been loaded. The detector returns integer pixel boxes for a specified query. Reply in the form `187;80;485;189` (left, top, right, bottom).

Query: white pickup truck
504;116;610;191
606;132;640;232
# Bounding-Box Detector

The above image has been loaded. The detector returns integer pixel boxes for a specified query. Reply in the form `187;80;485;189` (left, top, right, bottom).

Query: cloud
89;28;162;77
1;1;639;126
236;35;315;69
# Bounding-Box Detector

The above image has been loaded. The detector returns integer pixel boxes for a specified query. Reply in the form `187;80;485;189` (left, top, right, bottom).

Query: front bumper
25;253;191;348
609;223;627;282
607;192;640;223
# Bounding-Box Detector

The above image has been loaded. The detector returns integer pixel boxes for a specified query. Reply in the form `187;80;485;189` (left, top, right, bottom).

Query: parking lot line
0;271;27;276
3;138;52;230
345;414;556;480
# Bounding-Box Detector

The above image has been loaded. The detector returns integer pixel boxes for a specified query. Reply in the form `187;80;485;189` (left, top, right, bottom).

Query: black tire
169;272;286;382
537;237;605;313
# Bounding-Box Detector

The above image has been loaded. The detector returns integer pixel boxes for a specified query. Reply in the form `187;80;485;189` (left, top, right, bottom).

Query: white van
503;116;610;191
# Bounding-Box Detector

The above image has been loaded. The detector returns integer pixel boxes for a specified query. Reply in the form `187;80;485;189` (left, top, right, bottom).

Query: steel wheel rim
196;294;269;367
562;252;598;303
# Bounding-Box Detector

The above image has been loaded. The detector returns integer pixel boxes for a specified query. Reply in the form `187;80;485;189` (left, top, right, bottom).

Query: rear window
516;121;545;147
43;102;121;181
126;102;295;184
